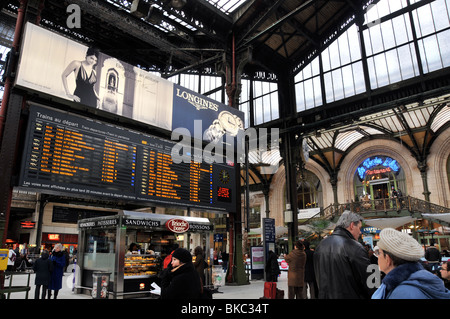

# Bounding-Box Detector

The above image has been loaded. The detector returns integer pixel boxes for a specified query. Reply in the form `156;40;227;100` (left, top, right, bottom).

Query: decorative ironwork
321;196;450;220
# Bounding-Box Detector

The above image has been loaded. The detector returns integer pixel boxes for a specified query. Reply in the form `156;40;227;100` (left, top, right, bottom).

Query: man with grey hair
314;211;373;299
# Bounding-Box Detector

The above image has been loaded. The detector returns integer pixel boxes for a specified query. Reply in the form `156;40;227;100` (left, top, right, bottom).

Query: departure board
18;105;237;212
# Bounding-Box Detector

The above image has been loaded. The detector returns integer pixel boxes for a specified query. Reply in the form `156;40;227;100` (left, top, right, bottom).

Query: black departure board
18;105;237;212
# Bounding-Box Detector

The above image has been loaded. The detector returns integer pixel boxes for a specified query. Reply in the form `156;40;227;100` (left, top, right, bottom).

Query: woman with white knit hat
372;228;450;299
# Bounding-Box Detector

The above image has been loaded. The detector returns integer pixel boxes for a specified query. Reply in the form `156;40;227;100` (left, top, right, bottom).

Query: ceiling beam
237;0;315;50
68;0;199;65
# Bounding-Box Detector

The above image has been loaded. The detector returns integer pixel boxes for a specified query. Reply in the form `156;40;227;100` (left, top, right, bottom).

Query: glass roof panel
205;0;249;14
360;126;384;136
430;105;450;132
335;131;364;151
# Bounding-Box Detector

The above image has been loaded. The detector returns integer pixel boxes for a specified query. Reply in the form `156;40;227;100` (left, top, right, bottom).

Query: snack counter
76;211;213;298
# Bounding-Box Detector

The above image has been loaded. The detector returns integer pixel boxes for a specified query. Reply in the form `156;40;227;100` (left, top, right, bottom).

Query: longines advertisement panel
15;22;244;142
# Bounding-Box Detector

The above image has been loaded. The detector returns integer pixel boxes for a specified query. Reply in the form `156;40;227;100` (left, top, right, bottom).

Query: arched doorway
353;156;406;206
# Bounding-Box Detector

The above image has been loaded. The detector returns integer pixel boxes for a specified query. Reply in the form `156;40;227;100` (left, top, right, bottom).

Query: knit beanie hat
377;228;424;261
172;248;192;264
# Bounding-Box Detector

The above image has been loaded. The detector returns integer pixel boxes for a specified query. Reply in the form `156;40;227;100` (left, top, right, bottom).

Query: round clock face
219;170;230;184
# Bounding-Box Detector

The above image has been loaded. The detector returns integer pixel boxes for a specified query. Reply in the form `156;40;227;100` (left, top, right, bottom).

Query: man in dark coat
265;250;280;282
193;246;206;286
425;242;441;272
314;211;373;299
160;248;202;299
303;241;317;299
33;250;54;299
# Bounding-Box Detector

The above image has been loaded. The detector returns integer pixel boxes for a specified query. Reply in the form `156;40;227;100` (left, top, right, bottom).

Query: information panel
18;105;237;212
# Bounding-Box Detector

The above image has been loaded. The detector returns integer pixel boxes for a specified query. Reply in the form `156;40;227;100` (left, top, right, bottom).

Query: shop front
354;156;406;210
76;211;213;298
41;233;78;253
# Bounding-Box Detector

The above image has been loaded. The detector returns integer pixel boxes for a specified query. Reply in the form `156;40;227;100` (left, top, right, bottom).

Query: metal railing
322;196;450;220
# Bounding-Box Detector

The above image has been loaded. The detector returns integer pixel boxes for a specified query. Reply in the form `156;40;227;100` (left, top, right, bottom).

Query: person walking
160;248;201;299
193;246;206;286
265;250;280;282
372;228;450;299
33;249;54;299
7;247;16;271
302;241;317;299
48;243;66;299
314;210;373;299
284;240;306;299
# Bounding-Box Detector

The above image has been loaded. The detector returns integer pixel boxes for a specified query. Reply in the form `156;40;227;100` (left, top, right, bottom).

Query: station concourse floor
2;270;290;300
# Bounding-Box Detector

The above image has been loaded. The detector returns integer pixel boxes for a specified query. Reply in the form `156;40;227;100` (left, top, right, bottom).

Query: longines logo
176;88;219;112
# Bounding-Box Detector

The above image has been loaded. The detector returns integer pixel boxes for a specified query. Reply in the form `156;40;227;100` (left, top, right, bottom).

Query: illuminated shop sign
357;156;400;180
48;234;60;241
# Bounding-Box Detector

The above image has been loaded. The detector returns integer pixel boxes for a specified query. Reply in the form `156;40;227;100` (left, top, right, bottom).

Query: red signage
166;218;190;233
366;167;392;176
20;221;36;229
48;234;60;241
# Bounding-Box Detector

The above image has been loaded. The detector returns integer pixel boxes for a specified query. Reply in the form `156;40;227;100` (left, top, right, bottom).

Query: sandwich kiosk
76;211;213;298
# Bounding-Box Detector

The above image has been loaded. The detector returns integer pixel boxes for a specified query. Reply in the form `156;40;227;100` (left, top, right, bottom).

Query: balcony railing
322;196;450;220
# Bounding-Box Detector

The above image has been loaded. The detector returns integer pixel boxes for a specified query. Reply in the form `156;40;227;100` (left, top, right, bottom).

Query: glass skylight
204;0;249;14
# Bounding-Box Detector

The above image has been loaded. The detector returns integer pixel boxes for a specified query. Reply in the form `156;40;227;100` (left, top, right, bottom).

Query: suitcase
263;282;277;299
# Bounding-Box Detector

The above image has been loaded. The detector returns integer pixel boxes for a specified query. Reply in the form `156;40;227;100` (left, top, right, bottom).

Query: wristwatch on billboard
204;111;244;143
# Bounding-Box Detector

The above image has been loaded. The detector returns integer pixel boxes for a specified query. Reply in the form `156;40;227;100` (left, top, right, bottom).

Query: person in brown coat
284;240;307;299
193;246;205;286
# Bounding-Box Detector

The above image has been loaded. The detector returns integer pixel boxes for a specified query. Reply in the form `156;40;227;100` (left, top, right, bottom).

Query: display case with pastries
124;254;160;278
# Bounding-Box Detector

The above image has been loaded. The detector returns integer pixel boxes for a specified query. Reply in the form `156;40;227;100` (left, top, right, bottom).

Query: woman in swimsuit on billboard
62;46;100;108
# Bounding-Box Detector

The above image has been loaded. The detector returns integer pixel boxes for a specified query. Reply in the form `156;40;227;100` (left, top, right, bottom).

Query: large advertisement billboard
15;22;244;142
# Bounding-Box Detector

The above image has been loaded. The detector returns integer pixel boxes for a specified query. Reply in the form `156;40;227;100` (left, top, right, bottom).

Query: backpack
9;251;16;262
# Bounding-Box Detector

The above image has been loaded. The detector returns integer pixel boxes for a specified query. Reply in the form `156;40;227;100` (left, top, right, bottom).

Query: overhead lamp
171;0;187;9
